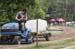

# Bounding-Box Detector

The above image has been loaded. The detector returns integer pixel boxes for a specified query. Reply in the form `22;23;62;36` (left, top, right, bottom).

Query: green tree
0;0;49;26
48;0;75;21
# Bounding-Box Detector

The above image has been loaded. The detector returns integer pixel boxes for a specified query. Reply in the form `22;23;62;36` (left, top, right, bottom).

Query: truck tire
12;36;21;44
0;36;9;43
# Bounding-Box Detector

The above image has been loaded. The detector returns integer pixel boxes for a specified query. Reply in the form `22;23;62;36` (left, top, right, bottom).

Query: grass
17;38;75;49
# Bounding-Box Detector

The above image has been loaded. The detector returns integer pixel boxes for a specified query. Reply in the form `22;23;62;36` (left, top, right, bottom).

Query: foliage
48;0;75;21
1;0;75;26
0;0;51;26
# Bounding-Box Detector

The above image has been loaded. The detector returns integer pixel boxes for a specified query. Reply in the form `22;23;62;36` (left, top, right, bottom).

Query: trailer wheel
45;34;50;41
44;33;50;41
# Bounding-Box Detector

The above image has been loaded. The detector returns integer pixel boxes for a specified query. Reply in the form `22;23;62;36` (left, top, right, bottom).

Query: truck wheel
0;36;3;43
12;36;21;44
0;36;7;43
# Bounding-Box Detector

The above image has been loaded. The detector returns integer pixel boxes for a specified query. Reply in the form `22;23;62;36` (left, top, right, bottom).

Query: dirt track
50;26;75;40
0;26;75;49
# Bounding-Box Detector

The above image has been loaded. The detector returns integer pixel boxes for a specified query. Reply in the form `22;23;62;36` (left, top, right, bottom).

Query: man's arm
15;13;21;21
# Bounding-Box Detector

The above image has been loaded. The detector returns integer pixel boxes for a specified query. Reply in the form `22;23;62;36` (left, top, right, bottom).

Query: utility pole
36;19;38;46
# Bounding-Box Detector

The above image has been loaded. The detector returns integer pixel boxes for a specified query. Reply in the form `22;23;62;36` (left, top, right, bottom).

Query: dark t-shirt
16;11;27;21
